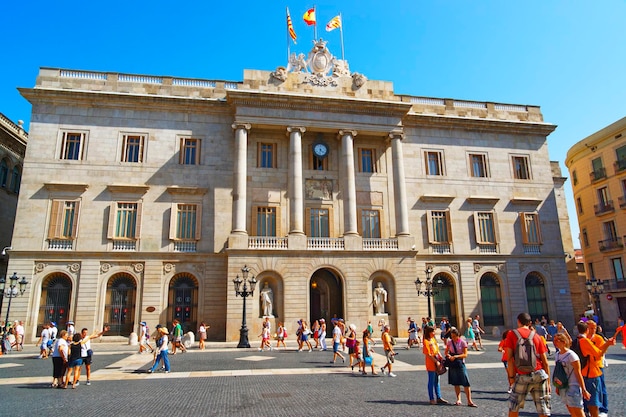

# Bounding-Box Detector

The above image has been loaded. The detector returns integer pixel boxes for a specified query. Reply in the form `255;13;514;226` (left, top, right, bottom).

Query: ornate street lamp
0;272;28;353
233;265;257;348
585;276;605;326
414;266;443;319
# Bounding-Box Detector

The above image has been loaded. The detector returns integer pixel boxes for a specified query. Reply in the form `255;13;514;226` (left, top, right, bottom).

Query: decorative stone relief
164;263;175;273
69;263;80;273
193;264;205;275
270;66;288;83
288;53;308;73
519;263;550;273
101;263;111;273
352;72;367;88
133;263;144;273
426;263;460;278
474;263;506;273
35;262;46;273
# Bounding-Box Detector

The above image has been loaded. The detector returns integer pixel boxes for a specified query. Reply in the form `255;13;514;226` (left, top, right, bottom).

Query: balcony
523;244;541;254
431;243;452;254
173;241;197;252
589;167;607;183
363;238;398;250
478;243;498;254
47;239;73;250
248;236;288;249
112;240;137;251
594;201;615;216
598;237;623;252
615;159;626;175
307;237;345;250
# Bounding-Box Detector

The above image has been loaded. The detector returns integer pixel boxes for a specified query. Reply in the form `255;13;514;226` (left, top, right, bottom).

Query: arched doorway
525;272;548;321
433;273;457;326
310;268;343;325
104;273;137;336
480;273;504;326
168;273;198;333
38;273;72;334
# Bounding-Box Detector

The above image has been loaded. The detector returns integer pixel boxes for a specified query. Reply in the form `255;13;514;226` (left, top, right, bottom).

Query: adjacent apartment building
566;116;626;327
8;42;576;342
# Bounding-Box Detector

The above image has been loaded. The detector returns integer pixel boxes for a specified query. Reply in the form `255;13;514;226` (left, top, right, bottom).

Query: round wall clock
313;142;329;158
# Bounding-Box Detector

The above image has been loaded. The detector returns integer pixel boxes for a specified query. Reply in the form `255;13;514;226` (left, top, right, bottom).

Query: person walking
318;319;327;351
586;321;609;417
37;323;50;359
553;333;589;417
51;330;69;388
275;322;286;349
300;320;313;352
445;327;477;407
346;323;358;368
498;330;512;393
464;318;479;351
504;312;551;417
330;320;345;364
258;322;272;351
171;319;187;354
380;324;397;377
148;325;170;373
198;322;209;350
312;319;320;349
138;322;153;354
423;325;448;405
362;328;378;375
472;315;485;350
406;317;420;349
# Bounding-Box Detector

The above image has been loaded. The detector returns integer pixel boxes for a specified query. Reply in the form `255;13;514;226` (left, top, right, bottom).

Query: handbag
346;338;356;348
435;353;447;375
365;356;373;365
444;340;463;368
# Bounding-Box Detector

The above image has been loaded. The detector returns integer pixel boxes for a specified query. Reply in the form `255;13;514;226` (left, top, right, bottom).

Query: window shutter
107;202;117;239
473;211;483;244
328;208;335;238
493;211;500;244
48;200;62;239
305;208;311;236
275;205;282;237
179;138;184;164
426;210;434;243
135;201;143;239
357;209;363;235
70;200;81;239
169;203;178;240
251;205;259;236
445;210;452;243
520;212;529;244
535;213;543;244
194;203;202;239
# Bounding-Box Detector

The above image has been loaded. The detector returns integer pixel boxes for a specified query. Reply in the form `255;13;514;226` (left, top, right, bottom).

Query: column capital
337;129;358;139
286;126;306;134
232;122;251;131
388;129;405;140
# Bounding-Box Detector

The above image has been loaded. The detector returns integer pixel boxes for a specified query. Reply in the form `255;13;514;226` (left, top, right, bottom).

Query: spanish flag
325;15;341;32
287;8;297;43
303;8;316;26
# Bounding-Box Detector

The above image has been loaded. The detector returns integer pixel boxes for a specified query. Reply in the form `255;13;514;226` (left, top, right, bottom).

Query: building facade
9;45;576;342
566;117;626;328
0;113;26;279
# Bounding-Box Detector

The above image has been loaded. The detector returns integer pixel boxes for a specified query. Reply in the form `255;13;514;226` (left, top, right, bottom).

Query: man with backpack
504;312;551;417
571;321;615;417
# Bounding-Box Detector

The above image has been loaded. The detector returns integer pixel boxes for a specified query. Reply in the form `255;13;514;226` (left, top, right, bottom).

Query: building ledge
44;182;89;193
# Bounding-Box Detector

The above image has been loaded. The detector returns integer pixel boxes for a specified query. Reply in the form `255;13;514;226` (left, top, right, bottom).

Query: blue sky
2;0;625;246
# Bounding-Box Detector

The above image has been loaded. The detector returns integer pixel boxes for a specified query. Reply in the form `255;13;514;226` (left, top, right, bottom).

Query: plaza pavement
1;337;626;417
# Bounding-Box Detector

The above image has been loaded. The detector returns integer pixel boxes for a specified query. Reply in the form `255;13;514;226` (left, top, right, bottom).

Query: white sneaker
599;413;608;417
388;372;397;377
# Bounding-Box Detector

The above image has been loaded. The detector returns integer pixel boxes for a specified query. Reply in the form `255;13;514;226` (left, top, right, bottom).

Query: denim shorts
68;358;83;368
559;384;583;409
584;376;601;408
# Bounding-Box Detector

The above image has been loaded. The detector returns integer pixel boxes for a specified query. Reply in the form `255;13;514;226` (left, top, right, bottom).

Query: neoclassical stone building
9;43;576;342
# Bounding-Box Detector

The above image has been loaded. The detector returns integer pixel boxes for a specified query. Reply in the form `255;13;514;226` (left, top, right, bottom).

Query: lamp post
0;272;28;353
414;266;443;319
233;265;257;348
585;276;605;327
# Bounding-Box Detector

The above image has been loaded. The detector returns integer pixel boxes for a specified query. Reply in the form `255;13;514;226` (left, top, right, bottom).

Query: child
259;325;272;351
276;322;287;349
464;318;479;351
353;340;366;375
497;330;511;393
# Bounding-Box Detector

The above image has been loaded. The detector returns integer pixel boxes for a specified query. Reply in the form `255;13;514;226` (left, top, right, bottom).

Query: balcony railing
112;240;137;251
307;237;345;250
173;241;197;252
48;239;73;250
598;237;623;252
478;243;498;254
248;236;288;249
615;159;626;174
594;201;615;216
523;244;541;254
431;243;452;254
619;196;626;209
363;238;398;250
590;167;607;182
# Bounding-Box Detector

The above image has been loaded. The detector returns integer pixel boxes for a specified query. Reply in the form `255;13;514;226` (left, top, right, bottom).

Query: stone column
231;123;251;235
287;126;306;235
339;129;358;235
389;130;410;236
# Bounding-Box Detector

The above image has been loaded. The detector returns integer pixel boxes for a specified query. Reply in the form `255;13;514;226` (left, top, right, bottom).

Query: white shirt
555;349;581;386
333;325;342;343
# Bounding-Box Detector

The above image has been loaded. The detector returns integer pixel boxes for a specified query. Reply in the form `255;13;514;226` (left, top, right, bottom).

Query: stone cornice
403;113;556;136
107;184;150;195
44;182;89;193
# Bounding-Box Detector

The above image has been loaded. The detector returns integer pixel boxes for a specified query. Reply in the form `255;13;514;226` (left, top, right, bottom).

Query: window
48;200;80;239
469;153;489;178
598;186;610;207
255;207;277;236
603;220;618;241
512;155;531;179
616;145;626;172
0;159;8;187
474;211;497;244
108;202;142;239
577;197;583;214
425;151;444;176
10;166;20;193
309;208;330;237
480;273;504;326
572;170;578;186
427;210;452;243
60;131;86;160
582;228;589;247
433;275;456;325
258;142;276;168
180;138;201;165
360;209;381;238
591;156;606;181
525;273;548;320
170;203;201;240
520;212;542;244
359;148;376;173
612;258;624;282
312;154;327;170
121;134;145;163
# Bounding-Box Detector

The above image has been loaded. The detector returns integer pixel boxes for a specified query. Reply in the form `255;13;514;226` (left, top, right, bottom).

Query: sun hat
140;321;147;326
67;321;74;325
158;327;169;334
349;323;357;331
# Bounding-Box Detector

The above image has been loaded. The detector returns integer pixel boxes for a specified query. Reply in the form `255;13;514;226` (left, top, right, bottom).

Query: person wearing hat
66;321;75;339
319;319;327;351
148;325;170;373
407;317;421;349
138;322;153;354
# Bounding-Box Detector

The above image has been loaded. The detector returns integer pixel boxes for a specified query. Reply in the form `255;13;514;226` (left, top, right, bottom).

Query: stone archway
310;268;343;324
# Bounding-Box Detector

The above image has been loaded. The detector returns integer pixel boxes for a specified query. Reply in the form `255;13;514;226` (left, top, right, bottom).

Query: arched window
0;159;8;188
168;273;198;333
525;273;548;321
433;274;457;326
10;165;20;193
480;273;504;326
38;274;72;334
104;274;137;336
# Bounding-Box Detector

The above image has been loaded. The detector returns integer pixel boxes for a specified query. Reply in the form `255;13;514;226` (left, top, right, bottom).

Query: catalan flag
286;8;297;43
325;15;341;32
303;8;316;26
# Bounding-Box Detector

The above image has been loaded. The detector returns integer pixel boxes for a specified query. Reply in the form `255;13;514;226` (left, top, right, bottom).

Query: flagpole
314;5;317;41
339;12;345;60
286;7;291;62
